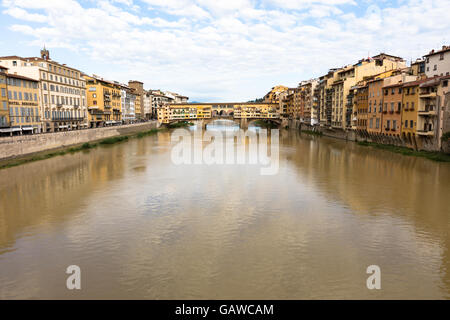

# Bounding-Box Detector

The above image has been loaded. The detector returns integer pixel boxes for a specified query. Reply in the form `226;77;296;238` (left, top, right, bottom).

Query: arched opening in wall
212;110;219;117
219;110;225;116
229;111;234;117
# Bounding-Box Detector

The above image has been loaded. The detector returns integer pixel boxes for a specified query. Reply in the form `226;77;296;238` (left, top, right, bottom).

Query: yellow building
84;75;122;127
401;79;426;146
264;85;289;103
5;73;41;134
0;66;8;130
157;103;278;124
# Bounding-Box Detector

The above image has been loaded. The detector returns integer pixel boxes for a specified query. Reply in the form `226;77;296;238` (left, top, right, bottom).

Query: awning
0;128;14;133
59;125;68;129
22;127;34;131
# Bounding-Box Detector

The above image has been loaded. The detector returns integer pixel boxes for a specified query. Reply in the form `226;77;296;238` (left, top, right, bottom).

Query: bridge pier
240;118;248;130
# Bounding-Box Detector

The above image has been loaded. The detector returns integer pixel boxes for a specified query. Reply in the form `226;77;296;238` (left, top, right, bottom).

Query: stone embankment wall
288;119;448;153
0;121;159;160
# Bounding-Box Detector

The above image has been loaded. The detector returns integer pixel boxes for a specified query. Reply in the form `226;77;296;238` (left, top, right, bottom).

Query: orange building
382;82;403;136
366;78;384;134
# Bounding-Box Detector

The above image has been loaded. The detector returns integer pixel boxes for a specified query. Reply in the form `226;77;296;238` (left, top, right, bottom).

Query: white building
143;91;152;120
120;85;136;123
424;46;450;78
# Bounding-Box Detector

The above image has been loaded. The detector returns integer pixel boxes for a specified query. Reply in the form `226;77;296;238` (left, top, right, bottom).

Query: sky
0;0;449;102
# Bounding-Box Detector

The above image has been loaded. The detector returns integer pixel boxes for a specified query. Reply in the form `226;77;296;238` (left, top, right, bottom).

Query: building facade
128;81;144;120
424;46;450;78
401;79;423;146
85;75;122;128
6;73;41;134
0;66;8;130
382;82;403;136
0;49;87;132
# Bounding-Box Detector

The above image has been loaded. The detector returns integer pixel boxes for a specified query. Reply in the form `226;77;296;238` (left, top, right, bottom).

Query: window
1;88;5;97
386;120;390;129
410;120;413;128
433;65;437;71
443;80;449;87
405;120;408;128
393;120;397;130
13;61;17;66
440;53;445;60
376;118;380;129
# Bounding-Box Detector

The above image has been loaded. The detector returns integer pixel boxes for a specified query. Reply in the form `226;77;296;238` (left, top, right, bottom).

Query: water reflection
0;126;449;299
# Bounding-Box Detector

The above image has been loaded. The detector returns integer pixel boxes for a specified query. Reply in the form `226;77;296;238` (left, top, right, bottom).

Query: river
0;122;449;299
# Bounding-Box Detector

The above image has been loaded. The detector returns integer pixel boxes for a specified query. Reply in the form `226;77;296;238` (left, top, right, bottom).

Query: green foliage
301;130;323;136
441;131;450;142
167;121;194;129
99;136;129;145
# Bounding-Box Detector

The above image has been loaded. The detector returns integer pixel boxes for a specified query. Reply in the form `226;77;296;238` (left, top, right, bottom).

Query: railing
51;117;85;121
418;105;436;114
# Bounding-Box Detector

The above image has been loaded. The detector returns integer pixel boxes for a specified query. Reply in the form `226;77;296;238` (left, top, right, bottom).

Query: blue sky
0;0;449;102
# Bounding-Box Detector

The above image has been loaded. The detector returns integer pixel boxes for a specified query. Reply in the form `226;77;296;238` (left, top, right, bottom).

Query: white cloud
3;7;47;22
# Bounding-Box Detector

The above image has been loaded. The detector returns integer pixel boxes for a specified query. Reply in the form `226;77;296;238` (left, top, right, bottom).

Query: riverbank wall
0;121;159;160
288;119;450;153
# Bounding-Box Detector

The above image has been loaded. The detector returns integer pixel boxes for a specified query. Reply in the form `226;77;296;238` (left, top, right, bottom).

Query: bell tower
40;46;50;60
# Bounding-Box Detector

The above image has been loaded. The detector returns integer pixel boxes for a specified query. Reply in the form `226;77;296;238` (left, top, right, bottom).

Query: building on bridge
157;102;279;125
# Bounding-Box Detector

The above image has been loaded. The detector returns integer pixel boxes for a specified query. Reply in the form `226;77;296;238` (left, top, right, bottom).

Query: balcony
419;92;437;98
89;109;104;115
51;117;85;122
418;105;437;116
417;130;434;136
